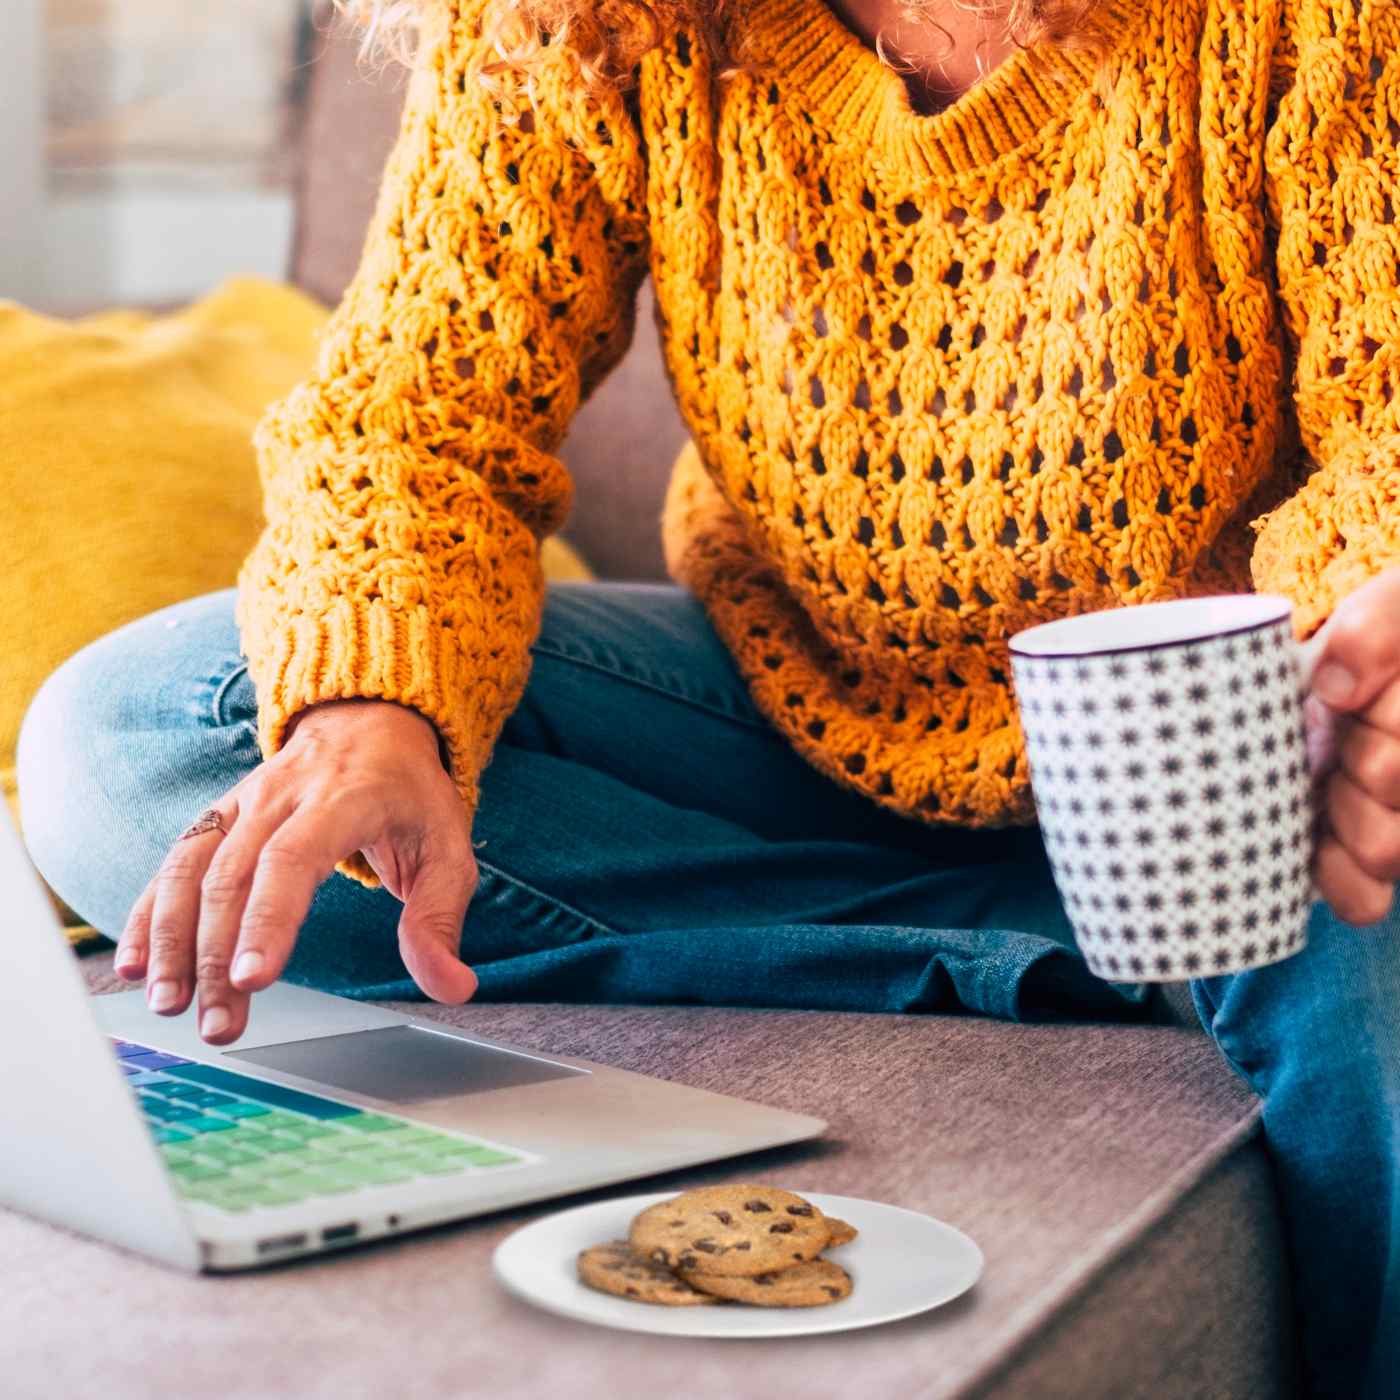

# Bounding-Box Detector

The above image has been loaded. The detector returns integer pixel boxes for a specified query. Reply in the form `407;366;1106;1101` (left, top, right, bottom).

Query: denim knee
15;590;254;936
1195;903;1400;1123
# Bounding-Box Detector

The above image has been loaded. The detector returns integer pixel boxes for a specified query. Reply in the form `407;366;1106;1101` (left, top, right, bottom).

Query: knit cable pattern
241;0;1400;879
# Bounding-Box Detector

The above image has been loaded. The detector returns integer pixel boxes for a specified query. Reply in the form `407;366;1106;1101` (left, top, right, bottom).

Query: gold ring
176;809;229;842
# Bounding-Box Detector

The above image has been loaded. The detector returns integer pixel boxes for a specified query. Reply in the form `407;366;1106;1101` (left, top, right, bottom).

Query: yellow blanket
0;278;589;948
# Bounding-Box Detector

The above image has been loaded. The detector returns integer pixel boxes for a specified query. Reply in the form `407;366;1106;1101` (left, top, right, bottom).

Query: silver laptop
0;805;825;1271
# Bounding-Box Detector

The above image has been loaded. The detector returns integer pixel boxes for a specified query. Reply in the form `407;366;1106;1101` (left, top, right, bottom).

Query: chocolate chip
735;1242;752;1251
768;1221;795;1234
744;1200;773;1213
678;1253;698;1269
824;1286;842;1298
786;1204;815;1216
756;1275;775;1285
693;1239;720;1253
649;1247;670;1265
712;1210;734;1225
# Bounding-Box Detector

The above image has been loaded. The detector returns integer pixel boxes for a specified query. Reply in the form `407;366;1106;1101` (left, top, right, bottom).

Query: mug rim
1008;594;1293;661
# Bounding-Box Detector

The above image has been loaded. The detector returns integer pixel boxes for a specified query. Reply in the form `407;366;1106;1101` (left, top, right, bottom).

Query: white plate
491;1191;984;1339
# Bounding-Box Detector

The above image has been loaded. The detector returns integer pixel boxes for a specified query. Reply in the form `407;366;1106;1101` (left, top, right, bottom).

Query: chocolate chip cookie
678;1258;854;1307
629;1185;832;1277
576;1241;721;1306
823;1216;858;1247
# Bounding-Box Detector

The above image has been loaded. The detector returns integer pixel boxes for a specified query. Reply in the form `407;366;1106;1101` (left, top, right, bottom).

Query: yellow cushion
0;278;591;948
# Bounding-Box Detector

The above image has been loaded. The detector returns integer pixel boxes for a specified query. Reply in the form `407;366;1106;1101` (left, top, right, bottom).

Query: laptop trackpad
226;1025;584;1105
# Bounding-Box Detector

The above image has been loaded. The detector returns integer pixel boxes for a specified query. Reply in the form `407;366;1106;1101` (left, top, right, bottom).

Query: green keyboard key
274;1120;339;1142
458;1147;520;1166
153;1128;193;1144
407;1155;471;1176
194;1142;261;1168
306;1134;364;1155
244;1186;305;1207
225;1161;290;1186
223;1129;277;1151
339;1114;409;1134
420;1141;490;1163
169;1162;225;1183
254;1135;307;1155
280;1172;358;1197
218;1102;270;1120
234;1149;322;1180
160;1140;197;1160
326;1135;383;1154
253;1111;315;1133
384;1128;447;1149
331;1159;416;1186
182;1115;238;1134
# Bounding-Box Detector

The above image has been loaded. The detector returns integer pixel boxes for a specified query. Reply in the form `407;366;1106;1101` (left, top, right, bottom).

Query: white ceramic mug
1009;595;1315;982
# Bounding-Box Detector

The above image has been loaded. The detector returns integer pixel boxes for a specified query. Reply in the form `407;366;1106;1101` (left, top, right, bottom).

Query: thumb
1306;570;1400;714
396;848;479;1005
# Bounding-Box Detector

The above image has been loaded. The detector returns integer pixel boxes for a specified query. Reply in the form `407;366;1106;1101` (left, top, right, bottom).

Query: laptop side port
321;1223;359;1244
256;1232;309;1257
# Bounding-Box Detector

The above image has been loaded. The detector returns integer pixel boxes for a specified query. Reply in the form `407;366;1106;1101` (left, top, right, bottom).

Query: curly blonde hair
333;0;1103;89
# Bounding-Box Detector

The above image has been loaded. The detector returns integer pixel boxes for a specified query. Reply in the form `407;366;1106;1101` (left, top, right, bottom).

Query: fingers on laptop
198;799;361;1042
192;800;292;1044
395;834;479;1006
134;799;242;1021
223;804;354;995
114;881;154;982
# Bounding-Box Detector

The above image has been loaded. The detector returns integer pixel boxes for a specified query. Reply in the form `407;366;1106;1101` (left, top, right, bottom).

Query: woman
17;0;1400;1390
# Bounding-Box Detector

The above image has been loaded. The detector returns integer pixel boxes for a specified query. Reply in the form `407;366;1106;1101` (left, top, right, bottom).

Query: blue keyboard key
122;1052;193;1072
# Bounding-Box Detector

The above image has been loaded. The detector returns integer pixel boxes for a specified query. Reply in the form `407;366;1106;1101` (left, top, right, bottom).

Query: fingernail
231;951;263;985
1313;662;1356;707
147;979;180;1012
115;956;143;979
200;1006;231;1039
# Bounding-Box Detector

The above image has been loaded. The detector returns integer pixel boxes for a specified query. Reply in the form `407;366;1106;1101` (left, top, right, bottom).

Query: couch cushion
291;5;685;581
0;955;1287;1398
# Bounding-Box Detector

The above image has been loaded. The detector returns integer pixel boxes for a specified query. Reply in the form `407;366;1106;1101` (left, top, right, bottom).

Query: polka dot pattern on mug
1010;620;1314;982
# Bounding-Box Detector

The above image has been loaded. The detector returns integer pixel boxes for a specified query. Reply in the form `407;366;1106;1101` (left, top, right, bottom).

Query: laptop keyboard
112;1038;528;1214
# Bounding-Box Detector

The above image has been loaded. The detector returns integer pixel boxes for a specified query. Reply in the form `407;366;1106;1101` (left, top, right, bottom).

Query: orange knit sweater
238;0;1400;867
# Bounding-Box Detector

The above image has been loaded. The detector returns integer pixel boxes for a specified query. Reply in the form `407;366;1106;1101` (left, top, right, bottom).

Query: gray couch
0;11;1298;1396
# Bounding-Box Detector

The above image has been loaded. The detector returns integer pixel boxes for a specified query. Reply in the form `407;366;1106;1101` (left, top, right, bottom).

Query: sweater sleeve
1249;0;1400;635
236;3;649;877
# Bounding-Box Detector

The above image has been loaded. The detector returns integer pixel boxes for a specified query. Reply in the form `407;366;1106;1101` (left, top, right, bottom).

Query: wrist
285;698;446;765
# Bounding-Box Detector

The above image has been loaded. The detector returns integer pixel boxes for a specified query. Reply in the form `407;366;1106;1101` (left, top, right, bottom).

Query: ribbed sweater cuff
238;591;494;888
1251;428;1400;638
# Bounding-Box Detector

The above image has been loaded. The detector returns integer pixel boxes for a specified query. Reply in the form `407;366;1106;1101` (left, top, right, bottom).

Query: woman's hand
1307;568;1400;926
114;698;479;1044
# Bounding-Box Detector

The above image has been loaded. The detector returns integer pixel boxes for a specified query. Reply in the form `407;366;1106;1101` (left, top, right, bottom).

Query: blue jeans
16;583;1400;1397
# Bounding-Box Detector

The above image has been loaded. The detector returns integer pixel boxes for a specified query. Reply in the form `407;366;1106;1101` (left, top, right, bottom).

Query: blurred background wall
6;0;317;313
